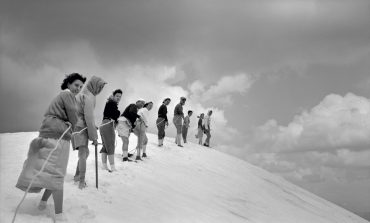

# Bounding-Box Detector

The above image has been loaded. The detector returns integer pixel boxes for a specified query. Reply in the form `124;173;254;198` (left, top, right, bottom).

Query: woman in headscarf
100;89;122;172
16;73;86;221
72;76;106;189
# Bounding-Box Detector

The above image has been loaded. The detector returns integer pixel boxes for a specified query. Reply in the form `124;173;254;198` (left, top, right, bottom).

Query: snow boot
78;181;87;189
102;163;108;170
123;157;133;162
111;164;117;172
38;200;47;211
55;213;68;221
73;175;80;182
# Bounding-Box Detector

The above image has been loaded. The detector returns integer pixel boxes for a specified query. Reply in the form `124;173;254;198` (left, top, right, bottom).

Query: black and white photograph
1;0;369;222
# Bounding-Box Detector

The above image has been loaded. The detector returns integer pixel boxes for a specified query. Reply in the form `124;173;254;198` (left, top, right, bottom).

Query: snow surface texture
0;132;368;223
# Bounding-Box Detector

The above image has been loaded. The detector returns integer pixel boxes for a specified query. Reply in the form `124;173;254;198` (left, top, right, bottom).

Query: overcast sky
1;0;370;217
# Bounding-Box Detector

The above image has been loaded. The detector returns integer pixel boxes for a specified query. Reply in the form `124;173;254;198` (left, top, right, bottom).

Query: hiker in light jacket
16;73;86;221
72;76;106;189
117;99;145;162
100;89;122;172
156;98;171;147
134;101;153;160
203;110;213;147
173;97;186;147
195;113;205;145
182;110;193;143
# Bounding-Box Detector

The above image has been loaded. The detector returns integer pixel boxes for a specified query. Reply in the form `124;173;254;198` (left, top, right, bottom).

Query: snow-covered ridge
0;132;368;222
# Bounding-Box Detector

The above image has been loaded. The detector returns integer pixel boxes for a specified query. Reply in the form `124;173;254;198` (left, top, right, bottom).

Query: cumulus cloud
245;93;370;183
189;73;255;106
250;93;370;153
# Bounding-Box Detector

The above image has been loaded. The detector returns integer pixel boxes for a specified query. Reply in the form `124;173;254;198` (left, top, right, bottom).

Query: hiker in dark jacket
156;98;171;146
203;110;213;147
100;89;122;172
117;99;145;161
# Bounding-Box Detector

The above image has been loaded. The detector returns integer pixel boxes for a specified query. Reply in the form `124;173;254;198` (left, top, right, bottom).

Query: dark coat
122;104;140;128
103;98;120;122
158;104;168;122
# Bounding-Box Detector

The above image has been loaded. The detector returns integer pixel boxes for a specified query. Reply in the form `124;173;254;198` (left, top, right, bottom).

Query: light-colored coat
16;89;78;193
173;103;184;126
203;115;211;130
137;107;150;128
38;89;78;140
72;76;106;149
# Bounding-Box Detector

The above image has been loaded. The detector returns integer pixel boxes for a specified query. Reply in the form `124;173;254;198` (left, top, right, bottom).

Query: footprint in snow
66;204;96;222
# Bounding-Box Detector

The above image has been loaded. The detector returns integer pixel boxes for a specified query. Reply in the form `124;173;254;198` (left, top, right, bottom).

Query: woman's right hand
92;139;98;146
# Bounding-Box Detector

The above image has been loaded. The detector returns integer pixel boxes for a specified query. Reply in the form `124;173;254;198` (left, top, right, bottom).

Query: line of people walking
15;73;213;221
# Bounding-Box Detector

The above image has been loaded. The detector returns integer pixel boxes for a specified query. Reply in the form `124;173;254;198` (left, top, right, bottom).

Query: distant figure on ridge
203;110;213;147
173;97;186;147
182;110;193;143
195;113;205;145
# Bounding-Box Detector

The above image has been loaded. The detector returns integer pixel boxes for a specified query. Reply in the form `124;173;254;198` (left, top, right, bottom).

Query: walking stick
94;143;99;189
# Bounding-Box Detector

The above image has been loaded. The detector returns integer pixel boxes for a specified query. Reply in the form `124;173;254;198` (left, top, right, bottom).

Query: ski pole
94;143;99;189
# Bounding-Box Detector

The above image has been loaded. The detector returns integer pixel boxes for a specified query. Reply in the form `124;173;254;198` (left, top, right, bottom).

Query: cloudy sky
1;0;370;217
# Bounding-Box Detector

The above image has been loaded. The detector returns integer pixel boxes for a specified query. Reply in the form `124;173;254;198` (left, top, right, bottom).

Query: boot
55;213;68;221
73;175;80;182
142;153;147;158
102;163;108;170
123;157;133;162
38;200;47;211
111;164;117;172
177;134;182;146
108;154;115;170
135;156;143;161
78;181;87;189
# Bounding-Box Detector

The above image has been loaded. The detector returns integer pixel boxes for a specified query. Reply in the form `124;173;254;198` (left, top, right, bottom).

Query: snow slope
0;132;368;223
